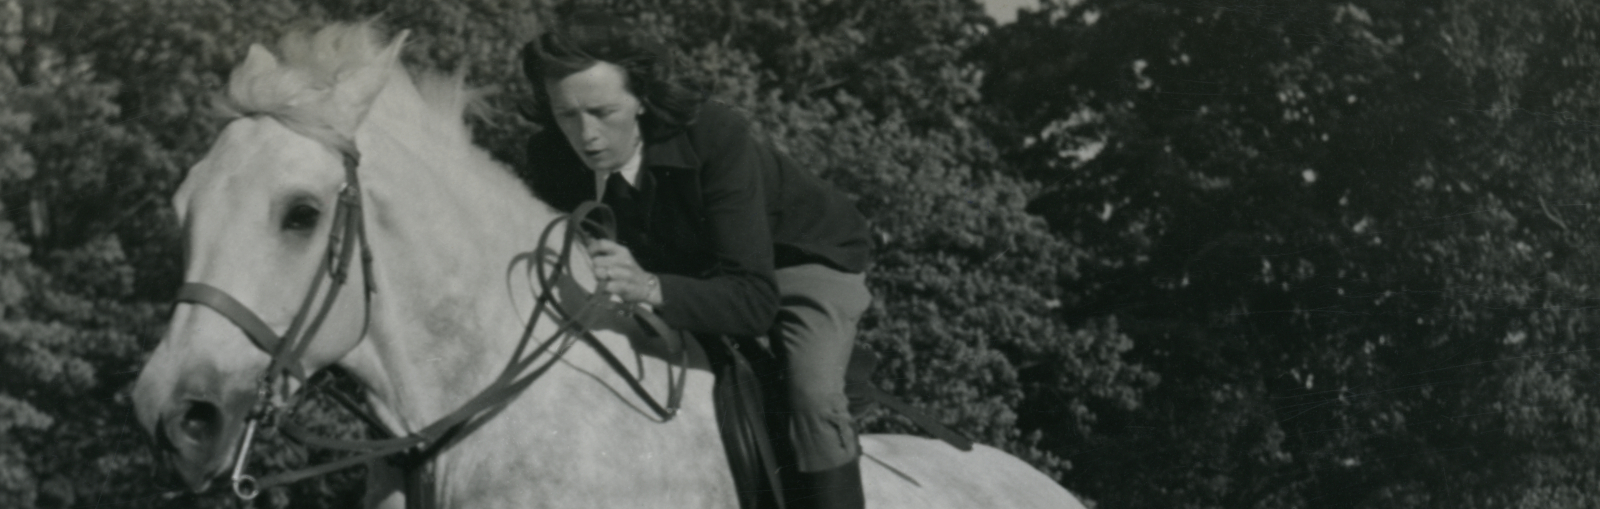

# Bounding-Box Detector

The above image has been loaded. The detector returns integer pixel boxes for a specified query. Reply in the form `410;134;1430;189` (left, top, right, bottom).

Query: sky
982;0;1036;24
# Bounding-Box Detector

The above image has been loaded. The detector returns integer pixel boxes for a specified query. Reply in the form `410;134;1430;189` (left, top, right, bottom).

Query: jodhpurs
771;264;871;472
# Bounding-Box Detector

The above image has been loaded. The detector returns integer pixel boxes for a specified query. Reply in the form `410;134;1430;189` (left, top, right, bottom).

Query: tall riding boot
791;458;865;509
844;345;880;416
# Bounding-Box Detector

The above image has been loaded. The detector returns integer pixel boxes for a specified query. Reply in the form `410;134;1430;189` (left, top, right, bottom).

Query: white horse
130;23;1085;508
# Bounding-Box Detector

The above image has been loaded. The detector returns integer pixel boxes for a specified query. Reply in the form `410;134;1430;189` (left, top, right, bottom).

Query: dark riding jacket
524;101;872;337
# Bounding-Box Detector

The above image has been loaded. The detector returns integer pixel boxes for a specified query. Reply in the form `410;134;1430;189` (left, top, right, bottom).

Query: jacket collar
641;129;700;171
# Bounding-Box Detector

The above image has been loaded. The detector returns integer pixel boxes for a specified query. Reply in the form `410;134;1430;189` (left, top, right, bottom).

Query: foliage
982;0;1600;507
2;0;386;506
6;0;1596;508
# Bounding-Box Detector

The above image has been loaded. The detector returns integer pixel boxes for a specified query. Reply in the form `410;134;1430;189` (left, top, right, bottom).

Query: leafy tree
0;1;374;506
1;1;172;506
983;0;1600;507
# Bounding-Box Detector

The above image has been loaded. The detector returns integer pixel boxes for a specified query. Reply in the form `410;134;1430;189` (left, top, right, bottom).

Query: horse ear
228;44;280;99
329;30;410;136
240;43;280;73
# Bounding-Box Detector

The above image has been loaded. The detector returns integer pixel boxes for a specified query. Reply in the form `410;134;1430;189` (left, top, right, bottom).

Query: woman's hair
521;11;705;141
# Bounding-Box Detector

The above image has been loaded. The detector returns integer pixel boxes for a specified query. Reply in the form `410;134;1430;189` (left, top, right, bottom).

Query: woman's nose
580;115;603;145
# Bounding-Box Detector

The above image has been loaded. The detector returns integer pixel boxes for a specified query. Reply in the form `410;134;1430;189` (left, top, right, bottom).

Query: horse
130;22;1087;508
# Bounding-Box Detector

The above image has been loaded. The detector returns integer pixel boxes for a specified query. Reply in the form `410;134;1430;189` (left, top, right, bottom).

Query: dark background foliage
2;0;1596;507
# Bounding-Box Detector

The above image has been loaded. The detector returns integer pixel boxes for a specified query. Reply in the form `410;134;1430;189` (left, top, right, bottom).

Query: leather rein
173;142;687;504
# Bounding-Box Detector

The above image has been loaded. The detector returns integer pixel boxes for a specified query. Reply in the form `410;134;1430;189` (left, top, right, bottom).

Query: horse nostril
172;400;223;446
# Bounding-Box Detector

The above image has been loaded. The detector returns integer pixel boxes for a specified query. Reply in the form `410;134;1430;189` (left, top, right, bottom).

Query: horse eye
282;204;321;231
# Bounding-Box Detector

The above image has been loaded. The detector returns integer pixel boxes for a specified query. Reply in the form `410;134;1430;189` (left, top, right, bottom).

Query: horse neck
335;79;569;430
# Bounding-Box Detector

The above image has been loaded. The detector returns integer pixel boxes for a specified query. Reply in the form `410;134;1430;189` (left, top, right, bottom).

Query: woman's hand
588;239;664;307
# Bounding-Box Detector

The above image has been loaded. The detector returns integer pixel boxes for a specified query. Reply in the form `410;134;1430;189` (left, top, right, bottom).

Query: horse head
132;25;406;491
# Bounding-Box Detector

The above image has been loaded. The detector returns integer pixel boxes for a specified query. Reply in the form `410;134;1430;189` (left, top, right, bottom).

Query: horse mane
217;21;481;152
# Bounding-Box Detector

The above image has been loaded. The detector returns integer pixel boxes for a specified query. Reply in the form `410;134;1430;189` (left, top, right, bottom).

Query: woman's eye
282;204;321;231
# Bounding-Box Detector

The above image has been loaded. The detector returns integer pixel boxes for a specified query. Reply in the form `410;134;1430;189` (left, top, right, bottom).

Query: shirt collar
616;142;645;186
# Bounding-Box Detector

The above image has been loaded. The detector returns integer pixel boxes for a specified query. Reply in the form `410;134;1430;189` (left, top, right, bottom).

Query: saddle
697;334;973;509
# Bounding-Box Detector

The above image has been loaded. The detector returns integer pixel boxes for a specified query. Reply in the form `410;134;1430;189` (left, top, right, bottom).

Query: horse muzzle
153;399;226;491
138;362;261;493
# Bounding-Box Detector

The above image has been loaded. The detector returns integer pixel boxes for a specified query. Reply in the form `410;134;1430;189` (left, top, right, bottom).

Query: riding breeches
771;263;872;473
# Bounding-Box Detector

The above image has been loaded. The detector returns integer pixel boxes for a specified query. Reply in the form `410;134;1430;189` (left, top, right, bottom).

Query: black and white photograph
1;0;1594;507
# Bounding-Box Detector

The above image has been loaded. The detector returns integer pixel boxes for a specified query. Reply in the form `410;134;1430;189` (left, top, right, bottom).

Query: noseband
172;138;686;503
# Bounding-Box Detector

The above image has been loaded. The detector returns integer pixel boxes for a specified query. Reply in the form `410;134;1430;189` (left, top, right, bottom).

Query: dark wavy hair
521;11;705;141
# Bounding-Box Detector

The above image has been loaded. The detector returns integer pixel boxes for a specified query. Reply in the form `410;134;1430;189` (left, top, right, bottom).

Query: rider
519;10;874;509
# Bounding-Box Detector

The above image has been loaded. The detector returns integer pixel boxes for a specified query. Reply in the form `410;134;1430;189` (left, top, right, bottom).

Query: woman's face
544;61;645;173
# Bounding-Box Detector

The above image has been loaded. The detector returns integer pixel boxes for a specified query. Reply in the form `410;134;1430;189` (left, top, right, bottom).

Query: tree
982;0;1600;507
0;1;373;506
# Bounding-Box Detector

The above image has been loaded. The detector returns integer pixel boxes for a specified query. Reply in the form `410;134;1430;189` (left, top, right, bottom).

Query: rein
174;143;687;504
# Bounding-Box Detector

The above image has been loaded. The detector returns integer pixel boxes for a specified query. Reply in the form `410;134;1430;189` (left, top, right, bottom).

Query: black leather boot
790;459;866;509
844;345;880;416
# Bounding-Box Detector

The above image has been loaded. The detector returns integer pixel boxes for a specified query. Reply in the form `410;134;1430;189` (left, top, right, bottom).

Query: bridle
172;137;687;505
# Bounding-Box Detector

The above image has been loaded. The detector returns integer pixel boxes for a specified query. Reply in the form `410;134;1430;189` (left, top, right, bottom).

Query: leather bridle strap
176;151;373;386
180;189;685;503
173;127;686;502
533;201;688;420
174;284;282;357
248;198;689;495
171;146;375;500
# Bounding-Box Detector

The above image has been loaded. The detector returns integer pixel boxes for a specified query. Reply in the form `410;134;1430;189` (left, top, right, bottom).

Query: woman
520;11;874;509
